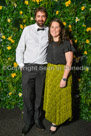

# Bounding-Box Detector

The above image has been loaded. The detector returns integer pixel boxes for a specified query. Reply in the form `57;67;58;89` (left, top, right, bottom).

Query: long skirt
43;63;72;125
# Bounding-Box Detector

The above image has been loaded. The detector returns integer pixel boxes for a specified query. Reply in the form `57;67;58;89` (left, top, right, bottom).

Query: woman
43;18;75;134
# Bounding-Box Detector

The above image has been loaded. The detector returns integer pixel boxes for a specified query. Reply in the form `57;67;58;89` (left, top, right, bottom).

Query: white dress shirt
16;23;48;67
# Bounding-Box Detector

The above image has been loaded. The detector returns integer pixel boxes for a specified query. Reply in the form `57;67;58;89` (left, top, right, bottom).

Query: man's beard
36;21;45;27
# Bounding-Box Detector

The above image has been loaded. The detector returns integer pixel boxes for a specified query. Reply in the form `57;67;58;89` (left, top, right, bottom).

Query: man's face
35;11;47;27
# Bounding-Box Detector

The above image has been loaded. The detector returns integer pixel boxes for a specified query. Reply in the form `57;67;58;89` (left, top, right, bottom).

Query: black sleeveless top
47;40;75;65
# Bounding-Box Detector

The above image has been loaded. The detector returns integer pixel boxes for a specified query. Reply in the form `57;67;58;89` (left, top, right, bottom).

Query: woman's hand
60;79;66;88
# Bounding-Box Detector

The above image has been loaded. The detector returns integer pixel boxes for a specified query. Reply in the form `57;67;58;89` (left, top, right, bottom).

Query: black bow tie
37;28;45;31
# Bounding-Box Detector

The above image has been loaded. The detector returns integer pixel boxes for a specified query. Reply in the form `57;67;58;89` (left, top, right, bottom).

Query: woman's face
50;21;61;38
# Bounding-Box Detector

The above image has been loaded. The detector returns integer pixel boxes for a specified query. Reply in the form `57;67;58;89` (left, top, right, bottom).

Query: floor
0;108;91;136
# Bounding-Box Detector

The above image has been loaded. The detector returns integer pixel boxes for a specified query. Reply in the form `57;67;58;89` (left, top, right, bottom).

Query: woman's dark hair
35;7;48;18
48;18;69;44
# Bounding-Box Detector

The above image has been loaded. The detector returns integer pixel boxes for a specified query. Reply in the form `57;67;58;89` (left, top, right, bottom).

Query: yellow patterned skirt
43;63;72;125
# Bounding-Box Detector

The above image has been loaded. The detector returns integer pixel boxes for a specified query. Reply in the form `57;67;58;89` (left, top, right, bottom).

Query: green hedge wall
0;0;91;121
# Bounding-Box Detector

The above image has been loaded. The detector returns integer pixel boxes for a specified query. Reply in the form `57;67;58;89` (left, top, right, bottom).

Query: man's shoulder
22;24;35;33
24;24;35;29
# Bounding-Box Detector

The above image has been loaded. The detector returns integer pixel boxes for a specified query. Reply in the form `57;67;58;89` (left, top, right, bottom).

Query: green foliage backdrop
0;0;91;121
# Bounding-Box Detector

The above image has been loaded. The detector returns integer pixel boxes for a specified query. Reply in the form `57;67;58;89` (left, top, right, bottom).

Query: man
16;7;48;135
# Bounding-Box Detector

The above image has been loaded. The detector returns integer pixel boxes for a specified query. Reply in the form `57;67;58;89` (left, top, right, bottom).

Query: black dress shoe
35;120;45;130
22;124;33;135
49;123;58;134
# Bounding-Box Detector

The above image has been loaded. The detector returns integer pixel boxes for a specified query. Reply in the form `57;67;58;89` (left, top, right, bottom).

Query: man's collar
35;23;46;31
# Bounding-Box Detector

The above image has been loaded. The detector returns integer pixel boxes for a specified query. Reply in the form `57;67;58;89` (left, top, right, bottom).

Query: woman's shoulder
62;40;70;45
62;40;75;52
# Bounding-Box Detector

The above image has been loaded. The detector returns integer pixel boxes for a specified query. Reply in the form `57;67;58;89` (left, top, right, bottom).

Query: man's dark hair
35;7;48;18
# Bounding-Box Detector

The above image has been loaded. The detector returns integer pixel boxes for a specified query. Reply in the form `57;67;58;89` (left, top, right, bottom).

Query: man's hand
20;66;24;71
19;63;24;71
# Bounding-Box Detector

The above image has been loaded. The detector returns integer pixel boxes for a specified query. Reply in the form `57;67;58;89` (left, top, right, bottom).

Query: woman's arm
60;51;73;88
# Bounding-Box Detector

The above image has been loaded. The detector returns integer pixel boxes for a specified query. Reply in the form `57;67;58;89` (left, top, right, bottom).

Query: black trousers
22;64;46;126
